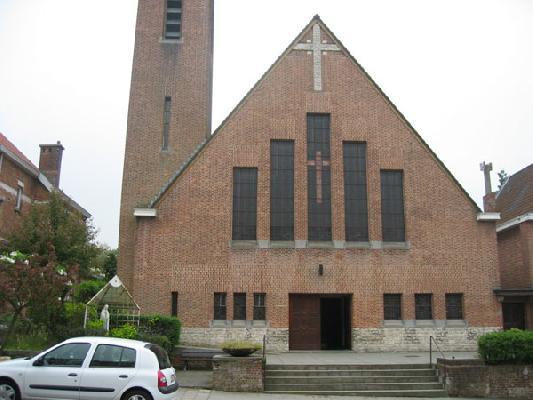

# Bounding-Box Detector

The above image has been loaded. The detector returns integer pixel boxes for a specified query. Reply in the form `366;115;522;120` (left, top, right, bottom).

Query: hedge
478;329;533;364
138;315;181;354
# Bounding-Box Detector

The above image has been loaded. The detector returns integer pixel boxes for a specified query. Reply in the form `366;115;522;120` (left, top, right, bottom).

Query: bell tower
118;0;214;289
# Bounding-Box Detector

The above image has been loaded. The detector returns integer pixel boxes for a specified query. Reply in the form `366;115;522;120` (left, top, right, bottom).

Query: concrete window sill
230;240;258;249
210;320;269;328
307;241;335;249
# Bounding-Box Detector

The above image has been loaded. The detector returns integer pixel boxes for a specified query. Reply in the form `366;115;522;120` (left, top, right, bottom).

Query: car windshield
145;344;171;369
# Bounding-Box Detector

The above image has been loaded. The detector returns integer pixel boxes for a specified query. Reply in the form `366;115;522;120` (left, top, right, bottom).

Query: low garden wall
437;359;533;398
212;355;263;392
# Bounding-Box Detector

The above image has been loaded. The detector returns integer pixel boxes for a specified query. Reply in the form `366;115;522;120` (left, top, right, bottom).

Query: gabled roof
496;163;533;223
149;15;480;212
0;132;40;175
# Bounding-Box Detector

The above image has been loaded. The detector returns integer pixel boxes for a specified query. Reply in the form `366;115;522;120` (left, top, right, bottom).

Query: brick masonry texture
438;359;533;398
123;15;503;350
212;355;263;392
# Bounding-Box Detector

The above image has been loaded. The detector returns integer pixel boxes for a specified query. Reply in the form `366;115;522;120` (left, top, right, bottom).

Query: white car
0;337;178;400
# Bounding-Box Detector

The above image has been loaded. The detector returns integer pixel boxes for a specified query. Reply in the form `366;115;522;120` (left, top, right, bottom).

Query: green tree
8;192;97;278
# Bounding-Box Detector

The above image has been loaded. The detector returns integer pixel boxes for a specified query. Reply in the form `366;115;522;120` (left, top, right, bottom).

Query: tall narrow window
415;294;433;320
233;293;246;320
15;186;23;211
162;96;171;151
343;142;368;241
165;0;182;39
307;114;332;241
270;141;294;240
232;168;258;240
383;294;402;320
381;170;405;242
214;293;226;320
446;293;464;320
171;292;178;317
253;293;266;320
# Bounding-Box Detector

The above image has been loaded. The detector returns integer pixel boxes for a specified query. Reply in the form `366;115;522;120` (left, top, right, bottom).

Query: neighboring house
0;132;90;242
119;3;502;352
492;164;533;329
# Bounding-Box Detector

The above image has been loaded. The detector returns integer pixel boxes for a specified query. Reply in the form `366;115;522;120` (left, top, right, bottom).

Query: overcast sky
0;0;531;247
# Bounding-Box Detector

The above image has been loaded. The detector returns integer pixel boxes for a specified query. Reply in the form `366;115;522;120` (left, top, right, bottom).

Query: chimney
480;161;496;212
39;141;64;188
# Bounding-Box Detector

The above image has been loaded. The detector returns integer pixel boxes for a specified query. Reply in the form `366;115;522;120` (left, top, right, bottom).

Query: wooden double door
289;294;352;350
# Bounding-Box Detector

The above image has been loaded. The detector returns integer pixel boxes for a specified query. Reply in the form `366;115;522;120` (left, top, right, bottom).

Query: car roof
63;336;149;350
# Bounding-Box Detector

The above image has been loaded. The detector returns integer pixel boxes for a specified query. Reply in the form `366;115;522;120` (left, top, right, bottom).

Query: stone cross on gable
294;23;341;91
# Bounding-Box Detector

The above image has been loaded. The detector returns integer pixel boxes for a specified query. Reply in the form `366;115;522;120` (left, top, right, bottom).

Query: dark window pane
171;292;178;317
415;294;433;320
253;293;266;320
43;343;91;367
446;293;464;320
214;293;227;320
232;168;257;240
307;114;332;241
233;293;246;320
146;344;171;369
383;294;402;320
381;170;405;242
344;142;368;241
162;97;171;150
167;0;182;9
270;141;294;240
166;24;181;33
166;13;181;22
90;345;136;368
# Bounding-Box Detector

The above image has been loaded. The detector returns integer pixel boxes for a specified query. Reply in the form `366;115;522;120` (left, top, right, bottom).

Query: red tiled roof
496;163;533;223
0;132;38;170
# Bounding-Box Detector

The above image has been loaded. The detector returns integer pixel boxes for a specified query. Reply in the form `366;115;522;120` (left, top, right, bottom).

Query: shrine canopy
85;275;140;328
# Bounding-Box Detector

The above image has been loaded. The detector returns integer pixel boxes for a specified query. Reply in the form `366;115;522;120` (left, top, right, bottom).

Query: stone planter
222;348;258;357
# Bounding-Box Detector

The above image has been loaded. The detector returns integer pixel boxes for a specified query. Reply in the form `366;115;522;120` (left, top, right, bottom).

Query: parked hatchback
0;336;178;400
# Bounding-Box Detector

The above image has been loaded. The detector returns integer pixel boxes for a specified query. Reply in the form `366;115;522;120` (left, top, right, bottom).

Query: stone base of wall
352;327;500;352
181;326;499;352
212;355;263;392
438;359;533;398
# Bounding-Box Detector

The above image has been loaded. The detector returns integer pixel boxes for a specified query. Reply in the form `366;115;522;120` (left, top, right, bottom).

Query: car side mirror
33;357;44;367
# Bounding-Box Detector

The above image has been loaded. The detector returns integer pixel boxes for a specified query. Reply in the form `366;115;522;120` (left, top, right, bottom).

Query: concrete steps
264;364;447;397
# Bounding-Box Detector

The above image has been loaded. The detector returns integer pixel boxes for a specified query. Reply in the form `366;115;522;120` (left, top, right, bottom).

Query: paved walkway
266;351;478;365
175;388;473;400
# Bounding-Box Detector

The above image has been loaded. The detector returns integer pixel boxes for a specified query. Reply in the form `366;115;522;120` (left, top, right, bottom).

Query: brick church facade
119;0;502;351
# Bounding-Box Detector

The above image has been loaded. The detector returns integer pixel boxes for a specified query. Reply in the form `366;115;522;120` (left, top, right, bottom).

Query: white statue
100;304;110;332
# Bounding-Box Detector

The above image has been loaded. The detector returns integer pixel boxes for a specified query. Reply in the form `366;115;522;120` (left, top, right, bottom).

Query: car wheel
122;389;153;400
0;379;20;400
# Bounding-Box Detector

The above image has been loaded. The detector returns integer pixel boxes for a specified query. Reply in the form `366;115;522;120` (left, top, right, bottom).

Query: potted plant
221;341;262;357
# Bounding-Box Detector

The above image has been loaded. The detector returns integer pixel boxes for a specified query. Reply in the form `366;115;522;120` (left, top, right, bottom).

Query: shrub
478;329;533;364
136;334;172;353
138;315;181;353
74;280;105;303
110;324;137;340
221;341;262;351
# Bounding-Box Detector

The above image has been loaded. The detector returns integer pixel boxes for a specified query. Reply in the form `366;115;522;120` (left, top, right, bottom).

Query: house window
270;141;294;240
233;293;246;320
253;293;266;320
171;292;178;317
162;96;171;151
381;170;405;242
15;186;23;211
165;0;182;39
232;168;258;240
307;114;332;241
383;294;402;320
446;293;464;320
343;142;368;241
214;293;226;320
415;294;433;320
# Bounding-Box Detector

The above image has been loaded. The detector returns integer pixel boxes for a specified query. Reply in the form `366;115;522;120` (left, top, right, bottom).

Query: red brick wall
130;24;501;329
497;222;532;289
119;0;214;290
0;156;48;239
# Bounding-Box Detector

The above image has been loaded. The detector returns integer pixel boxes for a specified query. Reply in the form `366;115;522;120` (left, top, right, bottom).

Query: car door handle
119;375;128;379
68;373;78;377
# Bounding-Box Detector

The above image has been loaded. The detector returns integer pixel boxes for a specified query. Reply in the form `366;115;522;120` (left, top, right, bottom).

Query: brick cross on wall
308;151;330;204
294;23;341;91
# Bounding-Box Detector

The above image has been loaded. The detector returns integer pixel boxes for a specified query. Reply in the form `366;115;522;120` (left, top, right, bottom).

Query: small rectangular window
381;170;406;242
214;293;226;320
162;96;171;151
383;294;402;320
415;294;433;320
15;186;23;211
233;293;246;320
253;293;266;320
446;293;464;320
165;0;182;39
171;292;178;317
232;168;258;240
